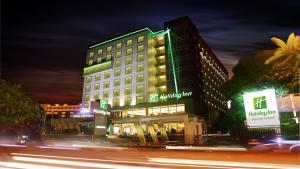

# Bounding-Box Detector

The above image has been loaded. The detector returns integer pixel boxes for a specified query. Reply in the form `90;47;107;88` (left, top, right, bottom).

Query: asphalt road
1;145;300;169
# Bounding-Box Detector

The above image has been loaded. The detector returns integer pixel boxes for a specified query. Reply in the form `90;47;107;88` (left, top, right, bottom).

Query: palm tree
265;33;300;70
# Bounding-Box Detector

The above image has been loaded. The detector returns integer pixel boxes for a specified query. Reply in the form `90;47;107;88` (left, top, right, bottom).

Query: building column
134;123;146;146
148;125;159;144
184;114;194;145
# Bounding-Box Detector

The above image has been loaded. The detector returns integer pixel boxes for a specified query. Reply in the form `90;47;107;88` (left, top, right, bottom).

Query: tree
265;33;300;70
264;33;300;92
0;80;44;136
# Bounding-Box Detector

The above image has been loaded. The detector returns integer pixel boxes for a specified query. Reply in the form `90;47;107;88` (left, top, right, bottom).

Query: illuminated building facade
81;16;228;144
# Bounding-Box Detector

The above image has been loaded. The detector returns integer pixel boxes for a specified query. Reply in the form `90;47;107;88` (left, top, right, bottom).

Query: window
106;54;112;60
125;67;132;74
114;69;121;76
113;99;119;106
136;85;144;93
127;39;133;46
116;43;122;49
137;64;144;72
114;79;120;86
115;60;121;67
125;77;132;84
113;89;120;96
136;96;143;104
88;60;93;65
84;94;90;101
136;74;144;82
124;88;131;95
84;103;89;108
137;54;144;61
138;36;144;43
94;83;100;90
103;91;109;98
104;72;111;79
106;46;112;52
94;93;99;99
125;57;132;65
97;49;103;55
104;81;110;88
85;85;91;92
89;52;94;57
95;74;100;81
126;48;132;55
125;97;131;105
97;57;102;63
86;76;92;83
138;45;144;52
116;51;122;58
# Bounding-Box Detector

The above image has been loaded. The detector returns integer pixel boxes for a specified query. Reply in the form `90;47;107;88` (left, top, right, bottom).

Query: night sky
1;0;299;104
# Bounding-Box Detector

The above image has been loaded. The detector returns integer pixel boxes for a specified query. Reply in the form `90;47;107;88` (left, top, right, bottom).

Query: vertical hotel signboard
243;89;280;128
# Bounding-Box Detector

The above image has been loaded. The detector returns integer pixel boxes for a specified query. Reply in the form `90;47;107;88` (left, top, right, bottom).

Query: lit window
84;103;89;108
125;97;132;105
106;54;112;60
94;83;100;90
125;88;131;95
86;76;92;83
136;96;143;104
115;60;121;67
137;54;144;61
126;57;132;65
94;93;99;99
103;91;109;98
138;36;144;43
95;74;100;81
85;85;91;92
114;79;120;86
106;46;112;52
97;57;102;63
89;52;94;57
116;43;122;49
84;94;90;101
127;39;133;46
137;64;144;72
136;85;144;93
104;81;110;88
126;48;133;55
136;74;144;82
88;60;93;65
116;51;122;58
113;89;120;96
125;77;132;84
114;69;121;77
104;72;111;79
125;67;132;74
97;49;103;55
113;99;119;106
138;45;144;52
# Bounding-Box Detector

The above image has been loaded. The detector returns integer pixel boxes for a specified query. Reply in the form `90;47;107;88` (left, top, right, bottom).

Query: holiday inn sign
149;91;192;103
243;89;280;128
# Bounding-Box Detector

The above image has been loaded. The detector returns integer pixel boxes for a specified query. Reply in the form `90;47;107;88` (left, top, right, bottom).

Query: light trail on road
12;156;164;169
148;157;300;169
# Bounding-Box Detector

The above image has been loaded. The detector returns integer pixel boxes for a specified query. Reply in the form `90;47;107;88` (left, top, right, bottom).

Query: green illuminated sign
149;91;192;103
100;100;108;110
253;96;267;109
243;89;280;127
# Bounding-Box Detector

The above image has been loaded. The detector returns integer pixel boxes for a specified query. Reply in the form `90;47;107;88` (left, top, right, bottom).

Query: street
1;145;300;169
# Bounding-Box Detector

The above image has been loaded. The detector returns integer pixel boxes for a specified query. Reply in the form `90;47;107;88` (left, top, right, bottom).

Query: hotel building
81;16;228;144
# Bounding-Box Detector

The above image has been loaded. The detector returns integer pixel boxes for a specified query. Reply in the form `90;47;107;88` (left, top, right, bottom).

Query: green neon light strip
89;28;165;49
151;30;168;37
166;28;179;99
